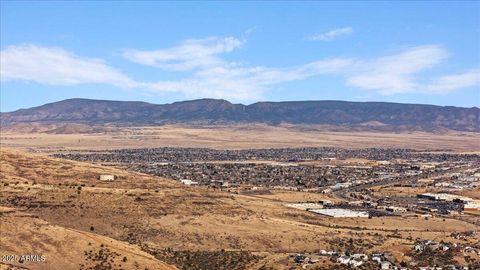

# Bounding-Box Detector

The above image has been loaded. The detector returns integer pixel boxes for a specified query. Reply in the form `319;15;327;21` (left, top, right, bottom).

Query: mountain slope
1;98;479;132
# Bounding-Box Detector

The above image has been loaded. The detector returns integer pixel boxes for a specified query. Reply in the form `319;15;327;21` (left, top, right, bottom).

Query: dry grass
0;207;176;270
2;124;479;151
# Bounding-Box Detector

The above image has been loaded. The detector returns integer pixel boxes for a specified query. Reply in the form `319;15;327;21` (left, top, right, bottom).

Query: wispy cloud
425;69;480;94
122;37;244;72
2;39;479;102
0;41;351;102
124;37;351;100
146;58;352;100
129;40;479;99
345;45;480;95
0;44;136;88
346;45;449;94
308;27;353;41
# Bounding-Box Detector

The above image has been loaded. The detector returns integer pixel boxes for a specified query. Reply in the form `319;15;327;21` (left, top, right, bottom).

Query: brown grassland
1;147;479;269
2;124;480;151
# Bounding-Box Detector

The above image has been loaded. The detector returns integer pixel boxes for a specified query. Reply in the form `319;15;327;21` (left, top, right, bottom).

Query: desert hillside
0;206;177;270
1;149;478;269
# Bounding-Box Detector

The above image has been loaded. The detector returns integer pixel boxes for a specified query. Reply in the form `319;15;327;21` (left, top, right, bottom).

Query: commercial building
464;201;480;212
309;208;369;218
417;193;472;202
285;203;323;210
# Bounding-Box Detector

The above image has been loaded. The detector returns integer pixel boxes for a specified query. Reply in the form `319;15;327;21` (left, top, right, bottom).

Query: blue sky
1;1;479;112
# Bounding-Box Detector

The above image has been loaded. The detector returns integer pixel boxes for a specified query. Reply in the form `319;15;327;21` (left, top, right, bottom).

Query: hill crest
1;98;479;132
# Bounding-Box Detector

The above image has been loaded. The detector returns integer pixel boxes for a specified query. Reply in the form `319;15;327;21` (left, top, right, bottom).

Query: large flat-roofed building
417;193;473;202
464;201;480;212
309;208;369;218
285;203;324;210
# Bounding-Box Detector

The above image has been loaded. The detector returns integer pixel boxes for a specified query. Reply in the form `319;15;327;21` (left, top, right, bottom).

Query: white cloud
425;69;480;94
346;45;451;94
145;58;352;101
122;37;244;71
2;40;479;102
0;41;351;102
309;27;353;41
0;44;137;87
125;37;352;101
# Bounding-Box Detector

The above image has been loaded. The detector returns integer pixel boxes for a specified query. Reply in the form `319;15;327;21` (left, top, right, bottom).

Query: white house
337;255;350;265
349;258;364;267
99;174;115;181
386;206;408;213
380;261;392;269
180;179;199;186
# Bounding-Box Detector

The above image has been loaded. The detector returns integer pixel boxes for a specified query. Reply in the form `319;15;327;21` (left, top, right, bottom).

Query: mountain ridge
2;98;479;132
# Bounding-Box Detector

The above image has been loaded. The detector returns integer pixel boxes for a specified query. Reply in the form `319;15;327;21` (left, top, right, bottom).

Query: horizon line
2;97;479;113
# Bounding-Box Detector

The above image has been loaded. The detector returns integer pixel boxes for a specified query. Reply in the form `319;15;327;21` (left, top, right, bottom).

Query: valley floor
2;124;480;151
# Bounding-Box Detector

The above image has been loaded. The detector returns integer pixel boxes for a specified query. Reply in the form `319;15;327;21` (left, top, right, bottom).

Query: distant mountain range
1;98;479;132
